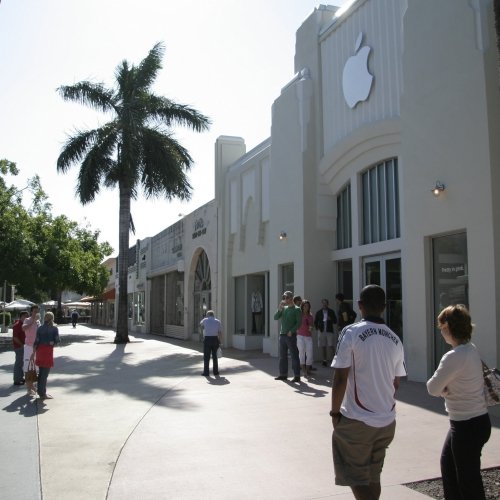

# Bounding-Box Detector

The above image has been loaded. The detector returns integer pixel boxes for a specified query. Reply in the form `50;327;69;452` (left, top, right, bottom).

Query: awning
101;288;116;301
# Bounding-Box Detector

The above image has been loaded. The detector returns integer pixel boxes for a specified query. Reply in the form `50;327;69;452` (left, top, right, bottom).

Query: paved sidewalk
0;325;499;500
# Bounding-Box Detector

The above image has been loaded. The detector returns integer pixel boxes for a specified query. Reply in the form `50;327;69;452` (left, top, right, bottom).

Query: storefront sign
439;263;465;279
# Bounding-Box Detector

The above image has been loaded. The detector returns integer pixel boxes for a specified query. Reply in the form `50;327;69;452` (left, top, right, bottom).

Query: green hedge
0;312;12;327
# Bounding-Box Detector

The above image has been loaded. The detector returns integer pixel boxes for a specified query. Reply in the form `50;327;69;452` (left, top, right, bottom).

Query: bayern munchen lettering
358;327;399;345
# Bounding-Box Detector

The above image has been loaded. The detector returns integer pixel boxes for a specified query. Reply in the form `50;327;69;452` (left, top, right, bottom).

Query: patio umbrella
41;300;58;307
63;301;91;308
4;299;36;310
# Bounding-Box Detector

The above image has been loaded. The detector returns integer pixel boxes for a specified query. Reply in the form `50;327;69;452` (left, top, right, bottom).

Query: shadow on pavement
2;393;38;417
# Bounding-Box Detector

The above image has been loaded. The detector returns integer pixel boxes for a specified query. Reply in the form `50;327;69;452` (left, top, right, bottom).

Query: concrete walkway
0;325;498;500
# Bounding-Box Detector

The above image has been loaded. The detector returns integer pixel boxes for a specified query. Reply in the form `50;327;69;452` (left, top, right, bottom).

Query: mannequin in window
251;289;263;333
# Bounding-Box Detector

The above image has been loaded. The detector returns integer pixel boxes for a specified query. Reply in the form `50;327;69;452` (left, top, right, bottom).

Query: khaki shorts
332;416;396;487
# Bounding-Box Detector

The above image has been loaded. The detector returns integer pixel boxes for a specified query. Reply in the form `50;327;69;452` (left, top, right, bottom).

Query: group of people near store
273;291;356;381
12;304;60;400
274;284;493;500
11;286;494;499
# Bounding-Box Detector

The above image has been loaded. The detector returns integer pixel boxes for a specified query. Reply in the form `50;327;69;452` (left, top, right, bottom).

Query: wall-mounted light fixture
279;231;287;240
432;181;445;197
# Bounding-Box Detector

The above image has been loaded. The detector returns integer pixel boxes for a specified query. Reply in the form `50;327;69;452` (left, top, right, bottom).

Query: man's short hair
206;310;215;317
283;291;293;299
335;293;345;301
30;305;39;312
359;285;385;313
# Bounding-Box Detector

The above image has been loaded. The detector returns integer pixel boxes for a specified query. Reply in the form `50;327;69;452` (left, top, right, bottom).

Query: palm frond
146;95;211;132
57;82;116;113
57;129;102;173
74;126;119;204
57;123;118;172
139;128;193;200
135;42;165;91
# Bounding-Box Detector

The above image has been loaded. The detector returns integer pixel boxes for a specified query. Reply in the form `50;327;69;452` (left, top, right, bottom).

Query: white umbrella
63;301;91;308
5;299;36;310
42;300;58;307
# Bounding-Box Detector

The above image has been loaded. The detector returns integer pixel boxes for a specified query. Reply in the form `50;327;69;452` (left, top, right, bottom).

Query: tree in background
0;160;112;304
36;215;112;320
57;42;210;343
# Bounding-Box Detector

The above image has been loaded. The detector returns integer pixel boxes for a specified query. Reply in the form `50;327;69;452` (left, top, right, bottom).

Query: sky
0;0;346;254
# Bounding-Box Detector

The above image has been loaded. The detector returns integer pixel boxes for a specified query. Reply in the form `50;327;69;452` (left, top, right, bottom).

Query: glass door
363;254;402;339
432;233;468;369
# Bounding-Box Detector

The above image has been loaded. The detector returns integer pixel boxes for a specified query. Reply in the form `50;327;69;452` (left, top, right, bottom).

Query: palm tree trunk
115;184;131;343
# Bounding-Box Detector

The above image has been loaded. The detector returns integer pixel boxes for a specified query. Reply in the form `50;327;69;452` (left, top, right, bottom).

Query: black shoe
201;372;209;376
14;381;25;386
310;366;317;371
213;372;220;376
274;375;288;381
322;361;327;367
292;376;301;383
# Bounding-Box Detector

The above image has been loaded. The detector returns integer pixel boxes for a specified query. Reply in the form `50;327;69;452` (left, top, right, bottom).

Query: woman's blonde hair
437;304;473;342
44;311;55;325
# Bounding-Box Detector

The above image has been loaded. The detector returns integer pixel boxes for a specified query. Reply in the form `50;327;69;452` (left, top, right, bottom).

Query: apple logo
342;32;374;109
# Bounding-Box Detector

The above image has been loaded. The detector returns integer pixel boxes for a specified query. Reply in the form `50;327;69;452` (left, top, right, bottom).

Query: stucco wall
401;0;499;379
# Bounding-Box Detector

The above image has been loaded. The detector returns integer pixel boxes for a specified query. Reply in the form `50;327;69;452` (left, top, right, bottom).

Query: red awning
101;288;115;301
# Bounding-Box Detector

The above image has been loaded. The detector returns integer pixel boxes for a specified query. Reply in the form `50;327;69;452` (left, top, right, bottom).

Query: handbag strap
481;360;490;375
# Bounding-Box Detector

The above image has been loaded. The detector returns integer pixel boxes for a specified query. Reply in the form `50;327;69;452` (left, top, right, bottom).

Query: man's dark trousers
278;334;300;377
203;336;219;375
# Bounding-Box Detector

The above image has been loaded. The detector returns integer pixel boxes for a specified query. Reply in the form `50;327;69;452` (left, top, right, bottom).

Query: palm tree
57;42;210;343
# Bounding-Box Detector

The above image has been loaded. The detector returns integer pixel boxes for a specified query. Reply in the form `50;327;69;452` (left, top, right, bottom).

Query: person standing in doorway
314;299;337;366
199;310;223;377
274;291;302;382
336;293;356;331
12;311;28;385
330;285;406;500
23;305;40;395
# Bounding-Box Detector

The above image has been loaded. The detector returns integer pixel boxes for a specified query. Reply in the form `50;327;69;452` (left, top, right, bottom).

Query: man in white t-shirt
330;285;406;500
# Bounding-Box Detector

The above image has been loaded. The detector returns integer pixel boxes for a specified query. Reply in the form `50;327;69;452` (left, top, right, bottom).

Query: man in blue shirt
199;310;223;376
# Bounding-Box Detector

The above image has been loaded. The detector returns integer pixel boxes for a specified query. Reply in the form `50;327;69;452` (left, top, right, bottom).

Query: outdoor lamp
432;181;445;197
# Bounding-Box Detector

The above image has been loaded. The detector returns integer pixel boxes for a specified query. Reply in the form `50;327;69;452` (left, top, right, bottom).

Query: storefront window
133;291;145;325
432;232;468;368
337;184;352;249
234;276;245;334
166;271;184;326
362;158;400;244
281;264;294;294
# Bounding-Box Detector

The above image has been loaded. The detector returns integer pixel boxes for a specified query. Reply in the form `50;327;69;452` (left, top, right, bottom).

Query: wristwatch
329;410;341;418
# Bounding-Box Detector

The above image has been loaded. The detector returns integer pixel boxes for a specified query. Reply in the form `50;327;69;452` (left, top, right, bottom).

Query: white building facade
125;0;500;382
214;0;500;381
